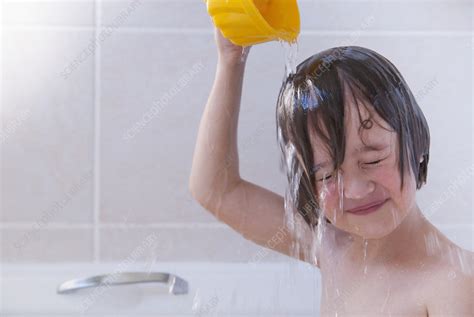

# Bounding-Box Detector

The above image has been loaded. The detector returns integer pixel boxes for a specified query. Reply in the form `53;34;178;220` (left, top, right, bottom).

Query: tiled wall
0;0;472;263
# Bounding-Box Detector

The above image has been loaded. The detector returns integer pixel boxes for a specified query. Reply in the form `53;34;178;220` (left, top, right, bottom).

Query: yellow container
204;0;300;46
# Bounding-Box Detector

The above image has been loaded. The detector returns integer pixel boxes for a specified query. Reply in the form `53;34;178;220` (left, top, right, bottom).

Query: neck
344;203;433;268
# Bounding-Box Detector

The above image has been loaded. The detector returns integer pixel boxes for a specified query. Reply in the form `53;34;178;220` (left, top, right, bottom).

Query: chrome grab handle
57;272;188;295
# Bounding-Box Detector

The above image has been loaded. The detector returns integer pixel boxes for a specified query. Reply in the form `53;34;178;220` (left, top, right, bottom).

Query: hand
214;27;252;65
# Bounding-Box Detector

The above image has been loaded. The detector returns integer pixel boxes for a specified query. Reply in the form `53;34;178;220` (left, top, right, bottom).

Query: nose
341;170;375;200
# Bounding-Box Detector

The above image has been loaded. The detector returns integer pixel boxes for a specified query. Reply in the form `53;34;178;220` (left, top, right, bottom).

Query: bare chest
319;265;429;316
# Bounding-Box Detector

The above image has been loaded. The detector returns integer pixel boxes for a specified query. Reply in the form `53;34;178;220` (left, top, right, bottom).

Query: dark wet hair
276;46;430;228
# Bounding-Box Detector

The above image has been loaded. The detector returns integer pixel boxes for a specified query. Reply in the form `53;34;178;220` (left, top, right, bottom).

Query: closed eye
317;173;333;182
316;158;385;181
365;159;383;165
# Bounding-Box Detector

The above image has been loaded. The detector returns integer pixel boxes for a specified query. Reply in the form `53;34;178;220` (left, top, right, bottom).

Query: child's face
309;94;418;239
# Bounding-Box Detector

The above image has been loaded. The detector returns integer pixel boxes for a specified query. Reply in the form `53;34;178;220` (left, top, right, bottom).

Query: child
189;28;473;316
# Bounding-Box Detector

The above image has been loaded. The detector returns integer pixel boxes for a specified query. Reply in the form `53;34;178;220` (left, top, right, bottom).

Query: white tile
0;228;93;262
1;30;95;223
101;0;209;29
299;1;471;32
3;1;95;26
99;226;290;262
99;32;218;223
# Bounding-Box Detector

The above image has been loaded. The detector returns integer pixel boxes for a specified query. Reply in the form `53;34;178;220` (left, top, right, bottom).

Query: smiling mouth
345;199;389;215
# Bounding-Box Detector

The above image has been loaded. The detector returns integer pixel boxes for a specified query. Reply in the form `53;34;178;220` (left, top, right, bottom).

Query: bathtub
0;261;321;316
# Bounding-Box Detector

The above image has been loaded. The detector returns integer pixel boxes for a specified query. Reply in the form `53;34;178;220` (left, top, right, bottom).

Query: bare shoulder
425;248;473;316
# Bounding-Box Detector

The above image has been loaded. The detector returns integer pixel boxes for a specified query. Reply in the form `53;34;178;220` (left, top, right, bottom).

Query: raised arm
188;28;319;267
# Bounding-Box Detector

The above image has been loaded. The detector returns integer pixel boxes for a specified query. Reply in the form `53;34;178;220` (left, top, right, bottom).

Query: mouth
345;198;389;215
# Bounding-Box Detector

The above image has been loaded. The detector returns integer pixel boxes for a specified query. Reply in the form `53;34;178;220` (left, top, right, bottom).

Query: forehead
308;89;394;157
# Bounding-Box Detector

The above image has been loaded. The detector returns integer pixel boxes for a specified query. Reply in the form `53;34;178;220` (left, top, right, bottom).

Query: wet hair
276;46;430;228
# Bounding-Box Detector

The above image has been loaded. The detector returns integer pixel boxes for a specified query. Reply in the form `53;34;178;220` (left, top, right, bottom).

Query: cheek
374;164;411;191
372;166;399;191
370;165;417;211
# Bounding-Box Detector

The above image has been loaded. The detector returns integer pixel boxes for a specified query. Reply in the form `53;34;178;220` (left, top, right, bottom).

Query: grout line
0;222;471;229
97;27;214;34
0;0;4;312
1;25;472;37
0;222;228;229
0;26;214;33
99;222;228;229
93;0;101;264
300;30;472;37
3;26;96;31
0;223;94;229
